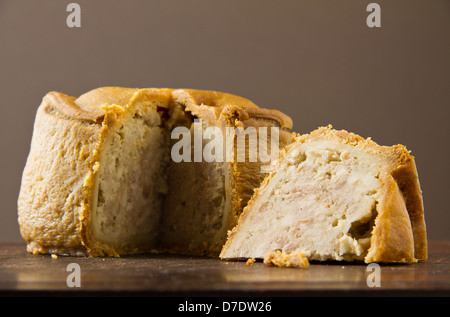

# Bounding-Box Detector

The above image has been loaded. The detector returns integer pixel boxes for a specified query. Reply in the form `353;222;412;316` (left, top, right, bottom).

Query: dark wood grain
1;241;449;296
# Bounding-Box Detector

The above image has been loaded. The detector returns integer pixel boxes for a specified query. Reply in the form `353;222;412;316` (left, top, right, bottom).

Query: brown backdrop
1;0;449;243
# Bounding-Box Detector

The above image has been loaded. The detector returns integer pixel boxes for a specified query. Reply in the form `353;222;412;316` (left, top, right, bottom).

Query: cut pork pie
17;87;292;257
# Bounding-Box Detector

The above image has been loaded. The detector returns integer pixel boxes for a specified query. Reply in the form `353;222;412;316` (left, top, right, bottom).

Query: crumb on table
246;258;256;266
263;250;309;268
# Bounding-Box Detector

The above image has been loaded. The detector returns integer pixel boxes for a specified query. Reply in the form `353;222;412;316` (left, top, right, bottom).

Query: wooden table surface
1;241;449;296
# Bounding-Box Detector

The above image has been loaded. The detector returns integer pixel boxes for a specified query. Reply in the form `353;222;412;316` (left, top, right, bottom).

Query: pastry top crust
291;125;412;166
43;87;293;130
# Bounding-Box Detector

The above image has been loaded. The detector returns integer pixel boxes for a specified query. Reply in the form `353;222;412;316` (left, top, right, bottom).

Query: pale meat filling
227;139;385;261
91;107;231;255
92;109;170;252
159;120;231;255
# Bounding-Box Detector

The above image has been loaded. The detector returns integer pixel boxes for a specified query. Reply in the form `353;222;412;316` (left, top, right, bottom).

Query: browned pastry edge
43;87;292;130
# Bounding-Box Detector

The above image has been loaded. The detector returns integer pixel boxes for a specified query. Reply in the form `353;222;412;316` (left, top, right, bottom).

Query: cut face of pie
220;126;427;263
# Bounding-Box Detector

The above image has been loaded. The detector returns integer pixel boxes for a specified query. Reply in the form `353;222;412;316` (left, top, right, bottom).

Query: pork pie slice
220;126;427;263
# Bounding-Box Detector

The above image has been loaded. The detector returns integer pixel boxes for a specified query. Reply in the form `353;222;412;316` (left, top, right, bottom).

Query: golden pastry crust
221;125;427;263
18;99;103;256
18;87;292;257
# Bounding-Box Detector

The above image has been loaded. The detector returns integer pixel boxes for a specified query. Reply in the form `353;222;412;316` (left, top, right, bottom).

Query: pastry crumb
246;258;256;266
263;250;309;268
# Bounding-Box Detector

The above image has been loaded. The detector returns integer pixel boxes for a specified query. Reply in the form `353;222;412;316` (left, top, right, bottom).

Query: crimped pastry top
42;86;293;129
